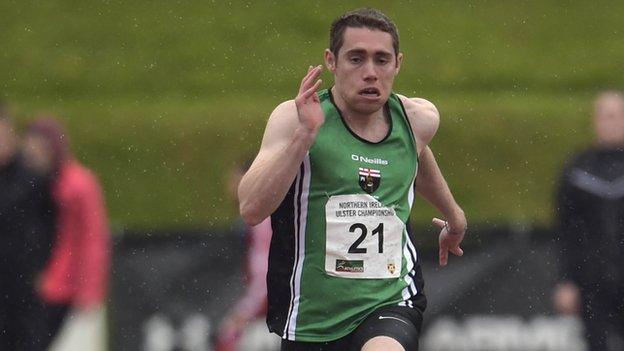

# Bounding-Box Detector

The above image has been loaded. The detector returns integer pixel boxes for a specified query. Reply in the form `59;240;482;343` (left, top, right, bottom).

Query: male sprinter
239;8;467;351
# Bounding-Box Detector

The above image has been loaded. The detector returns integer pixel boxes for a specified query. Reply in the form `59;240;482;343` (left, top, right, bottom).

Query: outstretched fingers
301;79;322;99
450;246;464;256
432;217;446;229
299;65;323;94
439;244;448;266
299;66;313;89
434;217;447;266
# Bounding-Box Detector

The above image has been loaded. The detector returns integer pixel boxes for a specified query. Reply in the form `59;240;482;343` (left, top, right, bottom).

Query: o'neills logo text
351;154;389;166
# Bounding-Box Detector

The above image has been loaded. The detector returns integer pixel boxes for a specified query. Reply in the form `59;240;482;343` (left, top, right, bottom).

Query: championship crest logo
387;262;396;274
359;167;381;194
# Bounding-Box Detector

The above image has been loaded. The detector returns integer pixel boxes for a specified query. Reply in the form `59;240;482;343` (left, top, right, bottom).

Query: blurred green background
2;1;623;230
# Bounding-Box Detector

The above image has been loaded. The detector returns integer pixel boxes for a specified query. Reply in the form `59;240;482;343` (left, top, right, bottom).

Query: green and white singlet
267;89;424;342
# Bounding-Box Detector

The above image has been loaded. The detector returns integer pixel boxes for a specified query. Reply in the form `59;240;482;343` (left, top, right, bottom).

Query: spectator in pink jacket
214;162;274;351
22;117;111;348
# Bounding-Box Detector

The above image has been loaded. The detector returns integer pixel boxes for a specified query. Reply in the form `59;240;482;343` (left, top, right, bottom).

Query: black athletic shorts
280;294;426;351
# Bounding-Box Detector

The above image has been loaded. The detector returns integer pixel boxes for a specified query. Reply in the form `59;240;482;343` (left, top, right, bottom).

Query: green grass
2;1;623;98
0;1;620;229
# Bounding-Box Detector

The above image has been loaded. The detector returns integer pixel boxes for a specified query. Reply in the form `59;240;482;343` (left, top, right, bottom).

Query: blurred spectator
22;117;111;350
0;111;55;350
214;161;277;351
555;91;624;350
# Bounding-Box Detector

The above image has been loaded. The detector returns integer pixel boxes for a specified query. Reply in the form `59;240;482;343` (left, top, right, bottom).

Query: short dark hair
329;8;399;57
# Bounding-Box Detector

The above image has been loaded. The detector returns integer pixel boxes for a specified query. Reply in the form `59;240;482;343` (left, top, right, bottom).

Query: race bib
325;194;404;279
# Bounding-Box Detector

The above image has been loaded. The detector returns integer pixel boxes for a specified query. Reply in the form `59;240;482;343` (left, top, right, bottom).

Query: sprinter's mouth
359;87;381;97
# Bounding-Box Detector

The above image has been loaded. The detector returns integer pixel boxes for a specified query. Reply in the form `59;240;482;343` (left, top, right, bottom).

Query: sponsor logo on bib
336;259;364;273
359;168;381;194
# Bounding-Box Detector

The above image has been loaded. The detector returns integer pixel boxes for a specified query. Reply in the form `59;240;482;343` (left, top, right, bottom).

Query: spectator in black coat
0;112;55;350
554;91;624;351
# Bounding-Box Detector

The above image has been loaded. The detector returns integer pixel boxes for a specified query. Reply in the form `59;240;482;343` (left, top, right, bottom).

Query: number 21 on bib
325;194;404;279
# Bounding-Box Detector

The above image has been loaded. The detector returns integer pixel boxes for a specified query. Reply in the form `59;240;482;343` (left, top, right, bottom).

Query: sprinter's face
326;27;402;115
